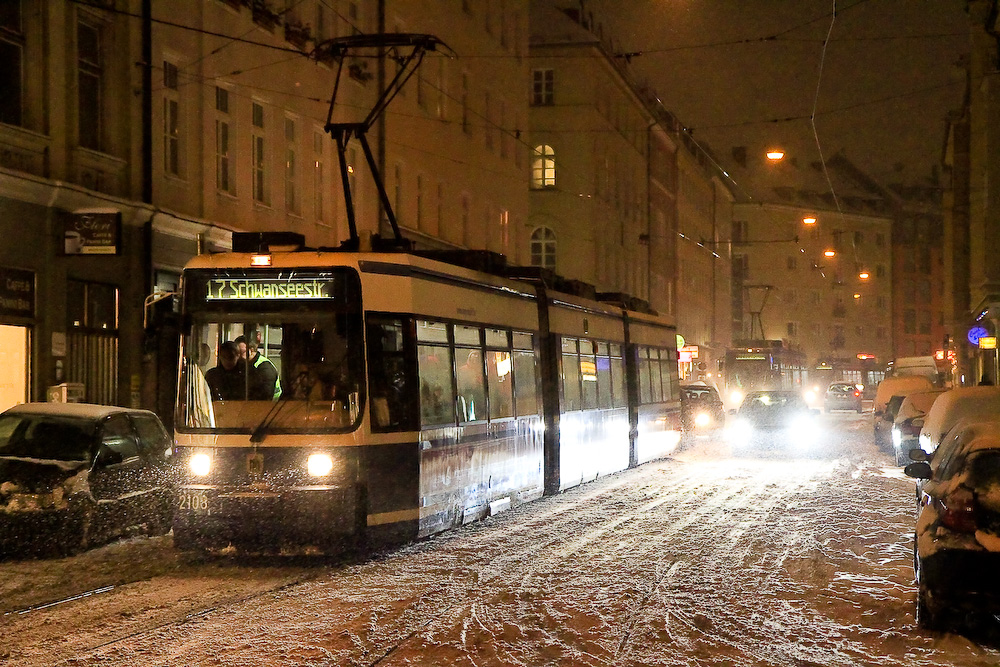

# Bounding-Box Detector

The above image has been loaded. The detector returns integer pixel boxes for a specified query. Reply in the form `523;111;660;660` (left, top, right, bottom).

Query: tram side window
662;347;679;401
417;321;454;426
512;332;539;416
456;325;486;423
486;329;514;420
610;344;626;408
639;347;652;403
366;317;418;432
650;349;663;402
561;338;581;411
580;340;598;410
596;343;612;409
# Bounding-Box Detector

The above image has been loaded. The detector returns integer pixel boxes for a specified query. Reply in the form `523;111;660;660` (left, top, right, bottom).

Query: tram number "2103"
178;491;210;513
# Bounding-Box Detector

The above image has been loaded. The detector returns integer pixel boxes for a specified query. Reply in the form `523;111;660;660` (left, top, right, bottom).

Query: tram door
0;324;28;411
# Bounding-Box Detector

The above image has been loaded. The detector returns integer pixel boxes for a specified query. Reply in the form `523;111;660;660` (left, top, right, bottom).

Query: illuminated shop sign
205;278;334;301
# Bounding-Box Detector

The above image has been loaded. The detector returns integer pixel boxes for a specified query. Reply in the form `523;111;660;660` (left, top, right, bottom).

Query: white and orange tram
171;233;681;551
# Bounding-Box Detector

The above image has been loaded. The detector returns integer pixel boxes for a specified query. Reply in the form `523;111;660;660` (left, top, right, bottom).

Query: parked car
726;390;821;453
873;376;934;451
885;356;944;386
680;382;726;435
918;385;1000;456
890;389;946;465
824;382;863;413
0;403;175;557
904;419;1000;630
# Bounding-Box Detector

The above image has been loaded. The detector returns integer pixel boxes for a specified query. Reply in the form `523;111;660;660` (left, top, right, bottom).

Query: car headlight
694;411;711;428
189;452;212;477
804;390;816;403
891;427;902;448
790;415;818;440
729;390;743;405
307;453;334;477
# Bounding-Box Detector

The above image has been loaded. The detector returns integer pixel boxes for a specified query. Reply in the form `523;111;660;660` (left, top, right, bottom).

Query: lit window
531;145;555;188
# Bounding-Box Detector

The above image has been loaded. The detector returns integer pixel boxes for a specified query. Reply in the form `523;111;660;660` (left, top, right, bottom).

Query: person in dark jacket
205;341;246;400
235;334;282;400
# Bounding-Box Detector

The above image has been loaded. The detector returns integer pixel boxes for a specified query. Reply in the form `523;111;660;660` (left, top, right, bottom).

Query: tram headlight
729;390;743;406
189;452;212;477
694;411;711;428
307;453;334;477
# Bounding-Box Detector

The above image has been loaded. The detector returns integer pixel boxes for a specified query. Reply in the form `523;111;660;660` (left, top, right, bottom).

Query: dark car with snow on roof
0;402;175;557
905;418;1000;631
725;390;822;454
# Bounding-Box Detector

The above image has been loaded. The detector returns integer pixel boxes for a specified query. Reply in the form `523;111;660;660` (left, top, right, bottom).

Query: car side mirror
94;444;123;468
911;418;924;430
908;448;929;462
904;461;932;479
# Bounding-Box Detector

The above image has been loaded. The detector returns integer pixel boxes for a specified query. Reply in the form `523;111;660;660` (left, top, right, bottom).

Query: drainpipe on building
141;0;153;296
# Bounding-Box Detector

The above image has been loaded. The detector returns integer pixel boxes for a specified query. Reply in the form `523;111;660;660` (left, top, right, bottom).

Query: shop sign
63;210;121;255
980;336;997;350
679;345;700;359
0;266;34;318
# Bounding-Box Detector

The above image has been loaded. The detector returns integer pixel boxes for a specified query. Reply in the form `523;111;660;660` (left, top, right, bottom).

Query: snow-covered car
824;382;863;413
0;403;175;557
725;390;821;453
873;376;934;452
904;419;1000;631
917;385;1000;455
680;382;726;435
890;389;946;465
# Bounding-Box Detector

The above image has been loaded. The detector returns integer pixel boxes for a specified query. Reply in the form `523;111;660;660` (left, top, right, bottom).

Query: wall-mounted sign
63;210;121;255
969;326;990;346
0;266;35;319
980;336;997;350
205;278;335;301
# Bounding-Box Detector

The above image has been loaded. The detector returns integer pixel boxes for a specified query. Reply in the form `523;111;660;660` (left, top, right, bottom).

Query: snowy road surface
2;412;1000;666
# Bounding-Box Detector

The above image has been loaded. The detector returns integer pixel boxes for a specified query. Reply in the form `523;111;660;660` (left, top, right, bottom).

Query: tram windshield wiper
250;398;289;443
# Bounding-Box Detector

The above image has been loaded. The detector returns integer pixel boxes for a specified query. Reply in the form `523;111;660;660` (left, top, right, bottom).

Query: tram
171;233;682;551
720;339;807;410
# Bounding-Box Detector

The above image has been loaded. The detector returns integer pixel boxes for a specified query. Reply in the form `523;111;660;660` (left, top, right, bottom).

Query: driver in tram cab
205;341;246;401
236;333;282;401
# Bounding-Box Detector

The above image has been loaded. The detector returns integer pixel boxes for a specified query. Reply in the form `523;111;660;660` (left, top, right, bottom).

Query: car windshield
684;388;716;401
0;415;96;461
742;392;806;411
829;384;854;394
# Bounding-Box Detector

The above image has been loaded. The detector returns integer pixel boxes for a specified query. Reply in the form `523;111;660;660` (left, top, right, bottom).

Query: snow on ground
2;412;1000;666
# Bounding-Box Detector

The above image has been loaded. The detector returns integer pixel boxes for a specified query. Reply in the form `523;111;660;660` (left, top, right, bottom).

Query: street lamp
766;149;784;161
823;249;836;258
858;270;870;280
802;216;817;225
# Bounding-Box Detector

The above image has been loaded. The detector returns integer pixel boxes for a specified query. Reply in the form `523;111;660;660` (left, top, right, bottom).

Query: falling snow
2;414;999;666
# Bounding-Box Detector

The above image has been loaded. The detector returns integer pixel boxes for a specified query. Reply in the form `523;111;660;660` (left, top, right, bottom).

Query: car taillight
853;391;860;397
935;494;977;533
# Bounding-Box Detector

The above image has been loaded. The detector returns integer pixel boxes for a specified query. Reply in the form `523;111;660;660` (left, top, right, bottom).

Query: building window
875;232;885;247
252;102;267;204
877;295;887;309
786;322;798;337
284;117;298;215
904;309;916;334
314;130;325;223
532;68;554;106
461;72;470;133
530;227;556;270
531;144;555;188
0;2;24;126
67;279;119;405
77;18;103;151
786;256;797;270
215;87;234;194
163;61;180;176
732;220;747;243
876;264;886;278
416;174;424;229
853;230;864;245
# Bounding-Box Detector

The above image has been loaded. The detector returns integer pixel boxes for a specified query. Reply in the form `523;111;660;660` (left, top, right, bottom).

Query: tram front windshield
176;269;364;434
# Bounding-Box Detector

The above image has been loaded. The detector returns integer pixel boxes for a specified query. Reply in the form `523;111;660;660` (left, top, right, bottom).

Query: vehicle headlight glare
189;452;212;477
729;390;743;405
307;453;334;477
804;390;816;403
891;427;902;448
694;411;711;427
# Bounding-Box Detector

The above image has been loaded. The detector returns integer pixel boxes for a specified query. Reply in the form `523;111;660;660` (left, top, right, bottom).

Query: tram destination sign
205;277;335;301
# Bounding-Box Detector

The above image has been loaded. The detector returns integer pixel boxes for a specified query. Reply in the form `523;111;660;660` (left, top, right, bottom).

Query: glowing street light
823;249;836;257
858;270;870;279
853;293;861;299
802;216;817;225
766;149;785;161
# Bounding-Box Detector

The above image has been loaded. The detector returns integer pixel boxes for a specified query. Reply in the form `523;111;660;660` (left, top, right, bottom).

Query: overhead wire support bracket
313;33;454;250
